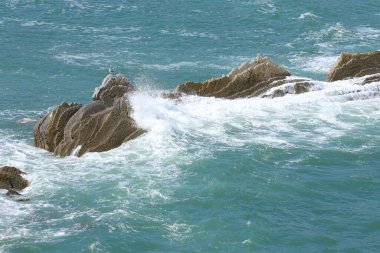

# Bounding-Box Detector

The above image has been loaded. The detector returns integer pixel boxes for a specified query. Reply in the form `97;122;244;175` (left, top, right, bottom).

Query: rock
294;82;313;94
361;74;380;85
161;92;182;100
34;102;82;152
54;98;145;157
34;74;145;157
0;166;29;195
261;79;314;98
327;51;380;82
176;57;291;99
93;74;135;106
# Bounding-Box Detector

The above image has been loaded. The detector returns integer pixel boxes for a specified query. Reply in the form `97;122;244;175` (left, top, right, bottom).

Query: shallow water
1;1;380;252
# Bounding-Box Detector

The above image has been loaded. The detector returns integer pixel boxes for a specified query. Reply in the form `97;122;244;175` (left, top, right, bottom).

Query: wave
295;12;319;20
54;53;106;66
20;21;51;27
1;74;380;250
178;29;218;40
239;0;277;14
289;55;337;73
142;61;230;71
356;27;380;39
129;74;380;151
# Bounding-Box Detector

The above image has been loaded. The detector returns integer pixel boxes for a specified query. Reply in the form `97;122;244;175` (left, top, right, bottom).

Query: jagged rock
327;51;380;82
34;74;145;157
93;74;135;106
176;57;291;99
0;166;29;195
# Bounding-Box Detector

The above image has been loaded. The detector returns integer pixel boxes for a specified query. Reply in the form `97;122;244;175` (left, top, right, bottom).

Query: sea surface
1;1;380;252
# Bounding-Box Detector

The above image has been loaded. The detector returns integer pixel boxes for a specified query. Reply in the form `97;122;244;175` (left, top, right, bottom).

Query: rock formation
33;52;380;157
0;166;29;195
176;57;296;99
34;74;145;157
327;51;380;82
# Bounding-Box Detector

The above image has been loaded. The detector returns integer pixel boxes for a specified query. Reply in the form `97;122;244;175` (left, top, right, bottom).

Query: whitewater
1;0;380;252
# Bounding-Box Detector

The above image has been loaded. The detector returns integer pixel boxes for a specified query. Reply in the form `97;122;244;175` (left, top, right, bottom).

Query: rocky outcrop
34;52;380;157
34;74;145;157
176;57;292;99
327;51;380;82
0;166;29;195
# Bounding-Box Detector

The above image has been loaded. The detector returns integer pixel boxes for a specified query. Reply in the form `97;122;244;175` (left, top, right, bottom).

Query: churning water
1;1;380;252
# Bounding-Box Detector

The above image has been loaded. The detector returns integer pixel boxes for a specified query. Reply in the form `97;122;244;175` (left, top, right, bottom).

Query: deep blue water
1;1;380;252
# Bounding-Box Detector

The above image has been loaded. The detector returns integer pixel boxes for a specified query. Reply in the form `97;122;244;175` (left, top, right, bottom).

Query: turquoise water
1;1;380;252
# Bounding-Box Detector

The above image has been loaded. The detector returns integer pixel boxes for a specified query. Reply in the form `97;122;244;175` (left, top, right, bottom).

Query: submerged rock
34;74;144;157
261;79;315;98
0;166;29;195
361;74;380;85
176;57;291;99
327;51;380;82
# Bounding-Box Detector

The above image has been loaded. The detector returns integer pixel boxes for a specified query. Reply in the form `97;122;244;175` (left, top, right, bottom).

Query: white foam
16;117;38;124
299;23;380;57
295;12;319;20
142;61;199;71
242;239;252;245
290;55;337;73
164;222;194;241
1;75;380;249
241;0;277;14
65;0;86;9
20;20;49;27
142;61;228;71
178;29;218;40
356;27;380;39
54;53;105;66
129;75;380;152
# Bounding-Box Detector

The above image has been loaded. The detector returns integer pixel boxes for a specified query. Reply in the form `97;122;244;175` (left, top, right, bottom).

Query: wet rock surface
0;166;29;195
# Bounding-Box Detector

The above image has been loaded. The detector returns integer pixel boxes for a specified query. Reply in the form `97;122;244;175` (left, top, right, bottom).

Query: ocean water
1;0;380;252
